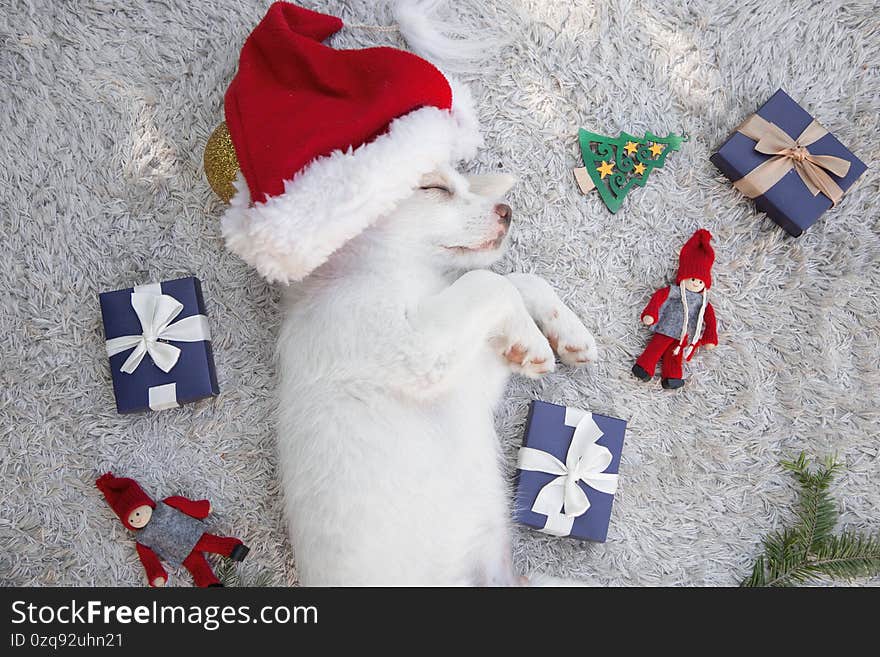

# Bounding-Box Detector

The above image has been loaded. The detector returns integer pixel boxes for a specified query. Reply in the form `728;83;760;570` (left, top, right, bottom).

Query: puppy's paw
499;320;555;379
542;306;598;367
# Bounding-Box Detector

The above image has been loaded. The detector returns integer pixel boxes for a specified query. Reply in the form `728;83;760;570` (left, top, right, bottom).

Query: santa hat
676;229;715;289
96;472;155;530
221;2;482;284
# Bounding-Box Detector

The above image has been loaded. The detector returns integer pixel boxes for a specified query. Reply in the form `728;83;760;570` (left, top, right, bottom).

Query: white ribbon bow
105;292;211;374
518;412;618;536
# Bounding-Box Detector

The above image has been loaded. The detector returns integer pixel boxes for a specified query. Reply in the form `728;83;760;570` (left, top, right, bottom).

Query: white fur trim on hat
221;81;481;285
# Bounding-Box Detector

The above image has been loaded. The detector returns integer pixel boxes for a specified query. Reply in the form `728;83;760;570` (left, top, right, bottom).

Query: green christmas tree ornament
573;129;688;213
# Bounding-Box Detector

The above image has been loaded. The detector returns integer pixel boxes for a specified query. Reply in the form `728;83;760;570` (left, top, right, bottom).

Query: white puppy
275;166;598;585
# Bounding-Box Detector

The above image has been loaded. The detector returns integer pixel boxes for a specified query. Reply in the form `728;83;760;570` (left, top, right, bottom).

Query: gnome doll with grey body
96;473;249;587
632;229;718;390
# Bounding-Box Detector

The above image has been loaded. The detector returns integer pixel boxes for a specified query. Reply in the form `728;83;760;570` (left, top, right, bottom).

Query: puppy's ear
465;173;517;199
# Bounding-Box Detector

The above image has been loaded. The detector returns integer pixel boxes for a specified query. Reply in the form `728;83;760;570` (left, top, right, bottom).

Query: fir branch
744;554;766;587
808;533;880;580
781;453;840;553
215;557;274;587
762;528;806;587
742;453;880;587
215;558;240;587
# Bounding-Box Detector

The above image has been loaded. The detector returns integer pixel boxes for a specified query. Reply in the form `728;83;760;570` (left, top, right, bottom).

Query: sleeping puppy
274;166;598;585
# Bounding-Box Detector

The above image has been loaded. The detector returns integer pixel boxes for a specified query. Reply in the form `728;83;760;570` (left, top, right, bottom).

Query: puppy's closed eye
419;184;452;195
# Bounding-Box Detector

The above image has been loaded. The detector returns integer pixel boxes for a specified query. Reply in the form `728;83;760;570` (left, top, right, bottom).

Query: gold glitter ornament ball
203;122;240;203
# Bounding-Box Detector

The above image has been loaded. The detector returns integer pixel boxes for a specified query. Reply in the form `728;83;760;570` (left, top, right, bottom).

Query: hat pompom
693;229;713;246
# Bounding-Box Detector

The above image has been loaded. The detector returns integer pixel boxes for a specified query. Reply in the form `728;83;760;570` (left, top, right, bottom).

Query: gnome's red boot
182;551;222;587
194;533;248;560
634;333;678;380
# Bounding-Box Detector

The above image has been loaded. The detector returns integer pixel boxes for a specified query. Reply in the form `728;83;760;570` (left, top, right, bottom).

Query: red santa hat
676;229;715;289
96;472;155;530
221;2;482;284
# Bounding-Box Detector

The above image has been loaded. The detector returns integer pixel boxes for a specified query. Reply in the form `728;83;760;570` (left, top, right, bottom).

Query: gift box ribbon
518;411;619;537
732;114;851;206
105;288;211;374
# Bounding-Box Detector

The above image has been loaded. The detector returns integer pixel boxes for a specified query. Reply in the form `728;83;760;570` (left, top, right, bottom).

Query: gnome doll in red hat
631;229;718;390
96;473;249;587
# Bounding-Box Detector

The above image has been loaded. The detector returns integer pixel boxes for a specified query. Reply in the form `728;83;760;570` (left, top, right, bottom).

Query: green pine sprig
742;453;880;587
214;558;240;587
215;557;274;587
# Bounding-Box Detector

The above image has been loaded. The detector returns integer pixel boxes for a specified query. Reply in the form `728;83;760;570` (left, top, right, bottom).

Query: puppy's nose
494;203;512;226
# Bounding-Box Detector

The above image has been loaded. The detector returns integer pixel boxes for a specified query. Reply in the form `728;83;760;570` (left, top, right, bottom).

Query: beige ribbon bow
733;114;851;206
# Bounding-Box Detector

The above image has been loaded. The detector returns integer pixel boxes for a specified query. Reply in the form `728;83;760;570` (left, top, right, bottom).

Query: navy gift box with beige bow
99;276;219;413
515;401;626;542
711;89;867;237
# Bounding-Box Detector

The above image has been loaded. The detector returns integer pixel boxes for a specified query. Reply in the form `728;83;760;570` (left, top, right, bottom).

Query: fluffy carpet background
1;0;878;586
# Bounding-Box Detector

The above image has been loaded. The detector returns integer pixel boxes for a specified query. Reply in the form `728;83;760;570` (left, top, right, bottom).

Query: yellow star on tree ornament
649;142;665;157
633;162;646;175
624;141;640;155
596;160;615;179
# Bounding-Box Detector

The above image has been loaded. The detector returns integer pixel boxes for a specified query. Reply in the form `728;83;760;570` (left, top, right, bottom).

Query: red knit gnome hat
96;472;155;530
221;2;482;284
676;229;715;289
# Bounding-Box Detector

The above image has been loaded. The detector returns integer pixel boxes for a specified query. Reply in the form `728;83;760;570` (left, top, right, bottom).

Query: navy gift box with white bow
99;276;219;413
515;401;626;542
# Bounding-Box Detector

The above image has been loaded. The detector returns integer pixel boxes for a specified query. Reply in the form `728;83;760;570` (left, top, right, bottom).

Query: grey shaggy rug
1;0;878;587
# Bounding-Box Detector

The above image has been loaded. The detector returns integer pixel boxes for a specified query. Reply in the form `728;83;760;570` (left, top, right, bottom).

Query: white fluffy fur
275;168;598;585
221;81;481;285
393;0;508;71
